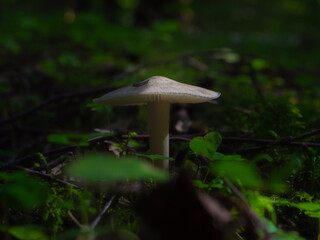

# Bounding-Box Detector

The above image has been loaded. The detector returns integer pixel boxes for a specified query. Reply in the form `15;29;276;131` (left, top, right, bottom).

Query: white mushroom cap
93;76;221;106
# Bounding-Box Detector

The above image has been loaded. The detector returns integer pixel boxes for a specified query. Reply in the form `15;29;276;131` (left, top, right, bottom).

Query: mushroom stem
148;102;170;170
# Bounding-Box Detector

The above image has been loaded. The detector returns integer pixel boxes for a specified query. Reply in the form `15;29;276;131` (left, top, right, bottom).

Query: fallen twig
13;165;81;189
90;195;117;229
0;135;114;170
1;130;320;170
236;129;320;154
68;211;83;228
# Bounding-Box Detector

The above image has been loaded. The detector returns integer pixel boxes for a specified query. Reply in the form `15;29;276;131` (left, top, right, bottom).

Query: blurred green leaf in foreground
0;172;50;211
67;154;169;183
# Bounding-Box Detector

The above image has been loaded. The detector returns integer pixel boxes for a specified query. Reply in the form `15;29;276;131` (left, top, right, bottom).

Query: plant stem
202;169;209;183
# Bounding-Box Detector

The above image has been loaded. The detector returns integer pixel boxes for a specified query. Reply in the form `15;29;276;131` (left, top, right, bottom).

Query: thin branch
0;145;78;170
288;128;320;142
90;195;117;229
169;135;320;154
2;129;320;170
13;165;81;189
68;211;84;228
0;135;113;170
223;137;320;148
169;131;320;149
0;87;114;126
237;129;320;154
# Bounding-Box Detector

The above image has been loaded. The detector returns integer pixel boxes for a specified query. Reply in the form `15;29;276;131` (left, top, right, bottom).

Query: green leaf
67;154;169;182
117;0;139;10
212;153;245;161
292;202;320;218
264;180;287;193
193;180;210;189
268;130;279;139
273;229;305;240
246;191;276;222
114;229;140;240
37;152;48;166
34;163;40;167
252;58;269;70
47;133;89;146
135;153;174;161
0;149;15;157
189;132;222;160
209;178;224;189
58;52;80;67
261;218;305;240
152;20;180;33
86;102;111;112
203;132;222;154
189;137;207;155
0;172;50;210
0;81;10;93
8;225;48;240
261;217;278;233
193;179;224;189
253;154;274;163
293;202;320;211
210;160;261;188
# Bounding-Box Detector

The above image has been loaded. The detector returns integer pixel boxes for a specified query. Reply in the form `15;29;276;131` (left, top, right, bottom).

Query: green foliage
44;186;76;233
193;178;224;190
246;191;277;223
0;0;319;238
251;98;305;138
135;153;174;162
67;154;169;182
211;160;261;189
113;132;142;155
252;58;270;71
152;20;181;33
190;133;257;189
262;218;305;240
273;230;305;240
0;149;15;158
86;102;112;113
0;172;50;211
108;206;140;233
47;133;90;146
189;132;222;160
292;203;320;218
188;133;307;237
44;185;97;234
6;225;48;240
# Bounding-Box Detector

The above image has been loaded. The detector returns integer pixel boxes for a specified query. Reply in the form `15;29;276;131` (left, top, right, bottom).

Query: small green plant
251;98;305;138
0;172;50;239
188;132;307;239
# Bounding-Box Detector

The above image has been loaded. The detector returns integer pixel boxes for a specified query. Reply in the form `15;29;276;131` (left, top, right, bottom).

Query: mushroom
93;76;220;170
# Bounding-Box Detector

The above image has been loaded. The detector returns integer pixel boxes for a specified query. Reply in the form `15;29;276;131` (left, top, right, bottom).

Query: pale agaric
93;76;220;170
